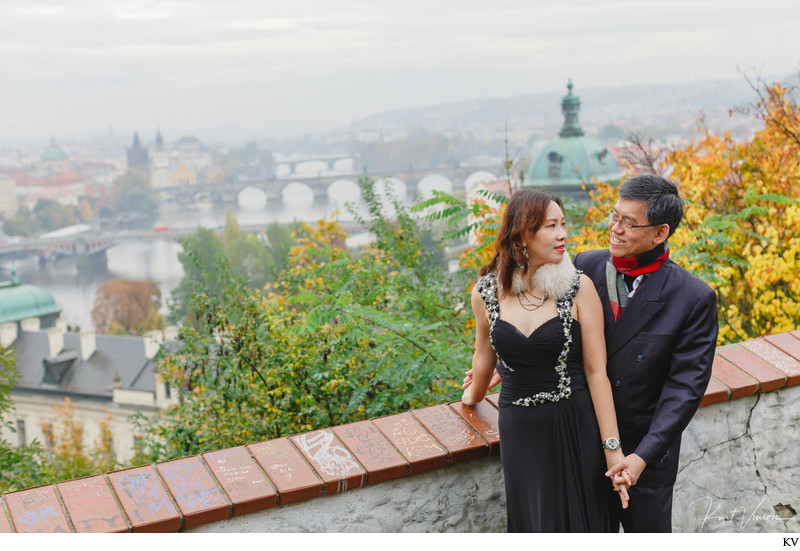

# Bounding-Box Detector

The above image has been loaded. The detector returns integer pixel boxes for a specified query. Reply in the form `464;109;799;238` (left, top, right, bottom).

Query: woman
461;189;630;532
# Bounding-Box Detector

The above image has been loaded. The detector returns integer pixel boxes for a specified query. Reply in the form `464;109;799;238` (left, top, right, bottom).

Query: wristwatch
602;437;621;451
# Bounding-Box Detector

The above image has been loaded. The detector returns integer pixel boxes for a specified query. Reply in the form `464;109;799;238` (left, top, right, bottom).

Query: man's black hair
619;174;684;237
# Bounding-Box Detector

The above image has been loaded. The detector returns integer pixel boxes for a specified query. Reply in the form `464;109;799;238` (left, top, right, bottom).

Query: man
575;174;718;532
464;174;718;532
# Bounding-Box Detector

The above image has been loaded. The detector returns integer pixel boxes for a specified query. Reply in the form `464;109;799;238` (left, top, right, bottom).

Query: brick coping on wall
1;329;799;533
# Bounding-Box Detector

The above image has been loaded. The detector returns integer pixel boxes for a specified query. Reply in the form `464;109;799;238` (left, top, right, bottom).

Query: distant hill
343;77;771;135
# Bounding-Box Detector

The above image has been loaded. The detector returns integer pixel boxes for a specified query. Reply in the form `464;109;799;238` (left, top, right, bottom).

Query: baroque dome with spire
524;80;622;200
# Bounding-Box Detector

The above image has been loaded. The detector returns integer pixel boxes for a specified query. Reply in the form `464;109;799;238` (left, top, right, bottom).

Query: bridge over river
0;164;505;265
0;220;365;262
158;165;502;205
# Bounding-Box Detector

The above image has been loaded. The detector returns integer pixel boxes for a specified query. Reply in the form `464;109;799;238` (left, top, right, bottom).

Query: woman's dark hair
479;188;563;294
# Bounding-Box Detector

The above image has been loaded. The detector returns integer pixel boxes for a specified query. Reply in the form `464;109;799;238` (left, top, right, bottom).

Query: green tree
33;199;76;232
111;169;158;223
2;205;41;237
0;347;50;492
172;213;294;310
133;178;474;462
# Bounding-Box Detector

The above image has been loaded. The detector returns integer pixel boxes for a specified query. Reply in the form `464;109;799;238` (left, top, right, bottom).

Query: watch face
604;438;620;450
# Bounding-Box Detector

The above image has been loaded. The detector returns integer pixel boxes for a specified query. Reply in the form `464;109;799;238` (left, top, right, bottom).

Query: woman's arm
575;274;630;507
461;285;498;406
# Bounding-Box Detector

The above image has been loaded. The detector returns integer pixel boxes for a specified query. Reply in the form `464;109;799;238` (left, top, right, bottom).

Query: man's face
608;198;664;258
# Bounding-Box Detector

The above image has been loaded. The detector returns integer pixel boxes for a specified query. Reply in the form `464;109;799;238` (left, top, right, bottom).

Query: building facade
0;274;177;461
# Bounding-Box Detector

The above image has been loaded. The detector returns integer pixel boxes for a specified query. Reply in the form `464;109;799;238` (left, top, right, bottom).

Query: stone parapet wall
2;329;799;533
191;456;506;533
674;385;800;532
189;385;800;533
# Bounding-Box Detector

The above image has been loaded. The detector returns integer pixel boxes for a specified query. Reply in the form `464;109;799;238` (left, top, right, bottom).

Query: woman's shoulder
473;271;500;303
475;271;497;291
574;272;600;304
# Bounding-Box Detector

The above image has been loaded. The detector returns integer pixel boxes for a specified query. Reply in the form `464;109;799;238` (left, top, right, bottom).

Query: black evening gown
477;272;610;532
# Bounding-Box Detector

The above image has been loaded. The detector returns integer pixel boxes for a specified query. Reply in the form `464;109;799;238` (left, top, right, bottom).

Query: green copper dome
42;138;68;162
0;273;62;325
525;80;622;187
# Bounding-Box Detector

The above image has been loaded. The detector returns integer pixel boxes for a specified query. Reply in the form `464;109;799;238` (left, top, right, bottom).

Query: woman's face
526;201;567;269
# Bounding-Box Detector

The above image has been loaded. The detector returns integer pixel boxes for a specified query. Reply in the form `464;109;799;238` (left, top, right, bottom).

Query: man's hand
606;453;647;487
462;368;501;390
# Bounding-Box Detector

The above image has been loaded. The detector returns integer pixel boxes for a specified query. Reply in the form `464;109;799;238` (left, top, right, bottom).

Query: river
2;190;391;331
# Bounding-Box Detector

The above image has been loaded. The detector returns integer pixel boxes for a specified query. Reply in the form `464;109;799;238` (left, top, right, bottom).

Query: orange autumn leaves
459;82;799;345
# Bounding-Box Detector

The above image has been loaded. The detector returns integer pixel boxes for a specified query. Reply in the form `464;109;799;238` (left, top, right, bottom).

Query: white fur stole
511;252;578;300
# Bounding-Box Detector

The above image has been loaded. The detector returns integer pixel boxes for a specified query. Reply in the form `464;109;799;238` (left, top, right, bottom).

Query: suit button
637;354;644;362
615;380;621;387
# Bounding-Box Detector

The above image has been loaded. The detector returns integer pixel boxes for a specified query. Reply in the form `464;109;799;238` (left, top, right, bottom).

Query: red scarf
612;248;670;277
607;246;669;321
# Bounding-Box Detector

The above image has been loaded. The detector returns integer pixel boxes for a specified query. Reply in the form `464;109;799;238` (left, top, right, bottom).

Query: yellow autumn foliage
459;81;800;345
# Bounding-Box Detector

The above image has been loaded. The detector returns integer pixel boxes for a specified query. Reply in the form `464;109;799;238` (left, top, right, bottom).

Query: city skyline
2;0;799;144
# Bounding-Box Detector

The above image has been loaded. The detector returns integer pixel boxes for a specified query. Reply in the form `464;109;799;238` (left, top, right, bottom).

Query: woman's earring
516;242;528;270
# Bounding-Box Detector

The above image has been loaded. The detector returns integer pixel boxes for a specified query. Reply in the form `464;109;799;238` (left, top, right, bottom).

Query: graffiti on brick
160;461;225;511
117;471;176;519
62;479;109;508
60;479;127;532
8;488;69;532
294;431;361;478
250;441;301;482
339;424;399;466
18;489;49;511
388;417;444;458
416;408;477;448
73;514;125;532
206;449;262;489
15;504;60;526
268;462;293;481
457;405;499;439
414;407;452;434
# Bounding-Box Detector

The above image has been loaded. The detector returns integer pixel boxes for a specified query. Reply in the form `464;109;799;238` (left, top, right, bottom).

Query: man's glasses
608;210;660;231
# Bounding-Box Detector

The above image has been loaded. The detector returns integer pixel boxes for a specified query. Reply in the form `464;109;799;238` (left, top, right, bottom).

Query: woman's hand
606;453;646;487
604;448;625;472
462;367;502;390
461;386;477;406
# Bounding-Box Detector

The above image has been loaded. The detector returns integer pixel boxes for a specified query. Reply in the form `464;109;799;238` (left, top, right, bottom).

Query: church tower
151;128;172;190
126;132;150;173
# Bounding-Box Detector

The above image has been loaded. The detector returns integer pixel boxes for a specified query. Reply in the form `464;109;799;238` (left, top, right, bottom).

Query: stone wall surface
190;457;507;533
674;385;800;533
190;386;800;533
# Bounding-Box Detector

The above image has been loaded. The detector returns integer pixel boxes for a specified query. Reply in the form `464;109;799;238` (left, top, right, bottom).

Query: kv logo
784;538;799;547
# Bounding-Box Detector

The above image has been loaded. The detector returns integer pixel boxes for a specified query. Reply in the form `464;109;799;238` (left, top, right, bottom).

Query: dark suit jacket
573;249;718;487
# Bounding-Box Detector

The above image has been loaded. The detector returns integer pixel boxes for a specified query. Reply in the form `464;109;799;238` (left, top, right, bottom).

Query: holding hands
606;452;646;509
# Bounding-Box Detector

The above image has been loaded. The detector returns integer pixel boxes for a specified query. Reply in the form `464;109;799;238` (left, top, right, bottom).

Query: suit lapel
591;265;616;345
606;262;669;357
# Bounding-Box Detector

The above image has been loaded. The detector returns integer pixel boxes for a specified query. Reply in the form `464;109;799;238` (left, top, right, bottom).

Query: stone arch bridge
159;166;502;204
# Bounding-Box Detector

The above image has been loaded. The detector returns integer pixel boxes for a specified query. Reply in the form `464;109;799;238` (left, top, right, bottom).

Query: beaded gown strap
511;270;582;407
476;272;515;372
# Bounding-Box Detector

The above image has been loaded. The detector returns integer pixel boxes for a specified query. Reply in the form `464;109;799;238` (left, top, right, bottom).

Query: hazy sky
2;0;799;144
